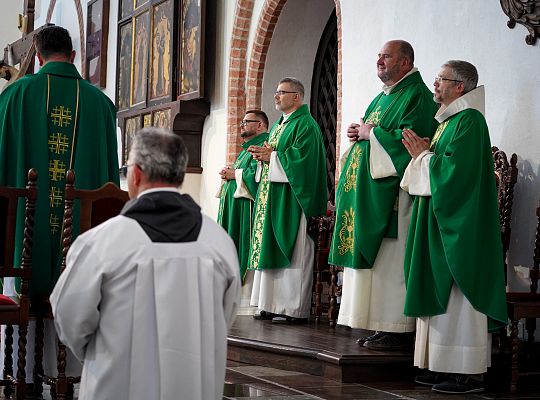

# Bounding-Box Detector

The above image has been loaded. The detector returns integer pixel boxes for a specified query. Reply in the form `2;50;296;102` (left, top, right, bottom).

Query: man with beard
328;40;438;349
400;60;506;394
248;77;327;323
218;109;269;283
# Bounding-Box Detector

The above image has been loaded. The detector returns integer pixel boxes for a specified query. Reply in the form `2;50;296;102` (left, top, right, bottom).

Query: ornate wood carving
500;0;540;45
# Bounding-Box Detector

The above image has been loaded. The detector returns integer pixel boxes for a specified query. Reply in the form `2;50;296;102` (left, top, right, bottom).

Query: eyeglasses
120;163;136;177
434;76;463;83
240;119;260;127
274;90;298;97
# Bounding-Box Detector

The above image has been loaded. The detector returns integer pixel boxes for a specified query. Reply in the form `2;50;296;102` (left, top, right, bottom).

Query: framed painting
86;0;110;88
117;21;132;111
150;0;173;101
179;0;204;100
135;0;149;9
153;109;171;129
131;10;150;107
123;116;141;165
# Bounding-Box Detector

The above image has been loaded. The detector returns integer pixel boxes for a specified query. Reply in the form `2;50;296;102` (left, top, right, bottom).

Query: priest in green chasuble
0;26;119;381
400;61;506;394
247;77;327;323
328;40;438;349
218;110;269;284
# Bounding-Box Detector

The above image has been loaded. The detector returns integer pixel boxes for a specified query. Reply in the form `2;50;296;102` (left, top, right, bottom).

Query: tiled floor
223;361;540;400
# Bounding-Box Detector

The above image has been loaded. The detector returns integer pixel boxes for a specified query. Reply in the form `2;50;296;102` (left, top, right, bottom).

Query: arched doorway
311;10;337;204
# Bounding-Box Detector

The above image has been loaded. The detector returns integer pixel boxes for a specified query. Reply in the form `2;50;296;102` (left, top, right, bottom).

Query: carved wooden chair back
36;169;128;399
492;146;518;282
0;168;37;400
506;199;540;392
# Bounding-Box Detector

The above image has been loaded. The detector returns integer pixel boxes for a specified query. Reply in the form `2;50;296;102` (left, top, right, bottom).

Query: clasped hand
347;119;375;142
402;128;430;159
248;141;273;162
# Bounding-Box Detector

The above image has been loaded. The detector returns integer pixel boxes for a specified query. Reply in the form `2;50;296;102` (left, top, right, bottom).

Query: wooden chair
309;204;336;324
0;169;38;400
506;200;540;392
33;170;129;400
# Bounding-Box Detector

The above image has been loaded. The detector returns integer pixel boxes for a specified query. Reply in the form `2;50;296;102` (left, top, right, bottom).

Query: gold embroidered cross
49;214;60;234
49;187;63;208
48;133;70;154
49;160;66;182
50;106;72;127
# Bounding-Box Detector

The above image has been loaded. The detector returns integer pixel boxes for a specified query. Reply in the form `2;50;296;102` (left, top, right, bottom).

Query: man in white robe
50;127;241;400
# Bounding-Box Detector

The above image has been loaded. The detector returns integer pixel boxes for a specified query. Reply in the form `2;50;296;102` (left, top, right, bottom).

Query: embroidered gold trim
338;207;355;255
430;120;449;151
343;145;362;193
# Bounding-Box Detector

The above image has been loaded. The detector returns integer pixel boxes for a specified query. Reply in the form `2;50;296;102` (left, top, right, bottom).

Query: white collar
138;187;180;198
435;85;485;123
382;67;418;95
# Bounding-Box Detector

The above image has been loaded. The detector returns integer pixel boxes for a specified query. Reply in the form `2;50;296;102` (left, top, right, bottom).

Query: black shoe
253;310;276;320
356;331;384;346
364;332;413;351
414;372;448;386
271;316;308;324
432;374;484;394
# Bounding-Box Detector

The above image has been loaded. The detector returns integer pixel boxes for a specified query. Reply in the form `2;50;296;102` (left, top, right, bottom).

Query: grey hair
130;127;188;185
279;77;304;100
442;60;478;94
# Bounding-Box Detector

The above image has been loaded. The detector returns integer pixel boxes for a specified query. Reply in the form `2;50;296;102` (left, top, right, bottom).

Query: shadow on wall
507;159;540;292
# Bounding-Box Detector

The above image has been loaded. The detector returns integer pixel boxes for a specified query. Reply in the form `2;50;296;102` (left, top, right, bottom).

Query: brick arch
226;0;255;164
226;0;343;171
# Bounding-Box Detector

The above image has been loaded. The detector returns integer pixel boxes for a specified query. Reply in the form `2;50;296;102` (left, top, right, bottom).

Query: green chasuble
249;104;327;270
0;62;119;297
217;132;269;282
329;71;438;269
404;87;507;332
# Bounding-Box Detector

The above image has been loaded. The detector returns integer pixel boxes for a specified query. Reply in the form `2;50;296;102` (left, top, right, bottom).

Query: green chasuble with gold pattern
249;104;327;270
218;132;269;282
404;96;507;332
329;71;438;269
0;62;119;297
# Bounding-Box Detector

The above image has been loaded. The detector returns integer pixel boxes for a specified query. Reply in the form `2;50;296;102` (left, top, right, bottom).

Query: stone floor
223;361;540;400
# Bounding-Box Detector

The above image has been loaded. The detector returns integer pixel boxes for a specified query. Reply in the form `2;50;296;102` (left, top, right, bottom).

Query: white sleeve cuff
268;151;289;183
233;169;254;200
369;128;398;179
400;150;433;196
255;162;262;182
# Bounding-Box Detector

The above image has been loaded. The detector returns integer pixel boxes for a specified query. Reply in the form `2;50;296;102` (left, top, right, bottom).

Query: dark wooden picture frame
123;115;142;166
179;0;205;100
86;0;110;88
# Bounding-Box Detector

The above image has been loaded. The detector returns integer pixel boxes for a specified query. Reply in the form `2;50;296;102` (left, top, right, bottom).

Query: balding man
328;40;438;350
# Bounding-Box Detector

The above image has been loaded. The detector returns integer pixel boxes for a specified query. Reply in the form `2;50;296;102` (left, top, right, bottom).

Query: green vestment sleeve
404;109;507;332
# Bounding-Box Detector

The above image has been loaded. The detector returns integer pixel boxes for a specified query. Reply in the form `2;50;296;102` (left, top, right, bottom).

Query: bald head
377;40;415;85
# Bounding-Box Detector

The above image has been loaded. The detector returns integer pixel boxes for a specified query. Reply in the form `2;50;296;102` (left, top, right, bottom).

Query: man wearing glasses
328;40;438;349
218;110;269;284
247;77;327;324
400;61;506;394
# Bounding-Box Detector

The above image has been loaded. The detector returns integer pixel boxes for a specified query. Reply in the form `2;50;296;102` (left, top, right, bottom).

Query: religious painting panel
153;109;171;129
179;0;204;100
117;21;133;111
143;113;152;127
86;0;110;88
123;116;141;165
131;11;150;107
120;0;133;19
150;0;173;101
